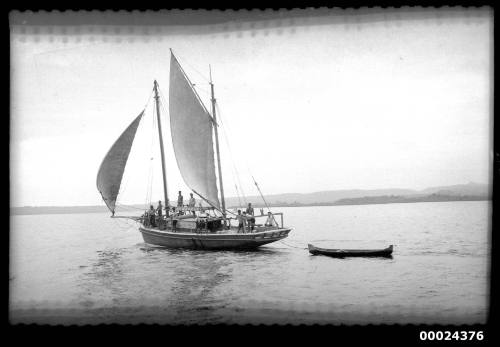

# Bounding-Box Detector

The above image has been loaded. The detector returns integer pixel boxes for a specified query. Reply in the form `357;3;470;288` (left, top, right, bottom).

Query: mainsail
169;53;221;208
96;111;144;213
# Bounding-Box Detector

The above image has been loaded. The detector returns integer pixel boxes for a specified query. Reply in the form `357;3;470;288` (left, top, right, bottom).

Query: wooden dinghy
308;244;393;258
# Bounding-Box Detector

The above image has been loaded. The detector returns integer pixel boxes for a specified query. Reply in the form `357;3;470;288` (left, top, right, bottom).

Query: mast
154;80;169;214
209;65;226;220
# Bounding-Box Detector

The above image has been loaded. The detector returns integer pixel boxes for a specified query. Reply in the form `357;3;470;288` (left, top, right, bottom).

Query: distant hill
10;182;490;215
224;188;417;207
225;182;490;207
332;193;488;206
419;182;490;197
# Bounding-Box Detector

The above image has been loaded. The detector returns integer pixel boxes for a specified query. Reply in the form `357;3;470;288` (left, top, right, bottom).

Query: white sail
96;111;144;213
169;53;221;209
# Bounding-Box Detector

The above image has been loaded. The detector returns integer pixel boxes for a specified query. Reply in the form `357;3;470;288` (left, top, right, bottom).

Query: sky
10;8;493;207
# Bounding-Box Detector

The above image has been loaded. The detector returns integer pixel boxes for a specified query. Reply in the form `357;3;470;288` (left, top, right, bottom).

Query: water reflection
137;244;288;323
163;249;232;322
78;247;132;308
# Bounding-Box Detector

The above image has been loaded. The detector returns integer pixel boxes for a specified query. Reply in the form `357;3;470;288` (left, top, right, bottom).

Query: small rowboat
308;244;393;258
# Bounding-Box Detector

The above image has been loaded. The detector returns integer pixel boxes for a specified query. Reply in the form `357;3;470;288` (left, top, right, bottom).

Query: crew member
156;200;164;228
170;207;178;231
265;212;277;227
236;210;246;233
148;205;156;227
246;203;254;216
188;193;196;216
243;211;252;232
246;203;255;231
156;200;163;216
177;191;183;208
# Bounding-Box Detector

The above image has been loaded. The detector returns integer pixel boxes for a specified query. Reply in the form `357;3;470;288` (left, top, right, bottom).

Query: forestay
96;111;144;214
169;53;221;208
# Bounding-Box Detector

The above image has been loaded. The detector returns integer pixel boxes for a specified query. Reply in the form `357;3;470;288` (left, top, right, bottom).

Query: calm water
10;201;490;324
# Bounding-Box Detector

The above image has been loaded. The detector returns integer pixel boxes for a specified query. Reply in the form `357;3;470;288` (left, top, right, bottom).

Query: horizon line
10;181;490;209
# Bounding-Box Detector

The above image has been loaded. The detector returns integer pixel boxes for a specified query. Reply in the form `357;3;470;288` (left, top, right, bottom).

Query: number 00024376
419;331;484;341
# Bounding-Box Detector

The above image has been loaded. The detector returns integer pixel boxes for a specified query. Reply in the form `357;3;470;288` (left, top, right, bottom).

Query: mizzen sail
96;111;144;214
169;53;221;208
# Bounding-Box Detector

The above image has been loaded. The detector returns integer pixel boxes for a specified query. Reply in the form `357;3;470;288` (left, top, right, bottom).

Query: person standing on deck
188;193;196;216
148;205;156;227
156;200;163;216
177;191;183;208
156;200;163;227
170;207;178;231
246;203;254;216
242;211;251;233
236;210;246;233
246;203;255;232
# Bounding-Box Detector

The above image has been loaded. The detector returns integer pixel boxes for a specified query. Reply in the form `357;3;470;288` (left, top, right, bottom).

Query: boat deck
142;224;284;235
141;212;286;235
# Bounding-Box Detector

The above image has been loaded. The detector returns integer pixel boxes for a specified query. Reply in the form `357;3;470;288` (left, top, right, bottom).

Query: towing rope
278;239;307;250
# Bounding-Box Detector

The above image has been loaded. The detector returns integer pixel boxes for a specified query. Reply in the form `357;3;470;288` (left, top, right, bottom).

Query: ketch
96;50;292;249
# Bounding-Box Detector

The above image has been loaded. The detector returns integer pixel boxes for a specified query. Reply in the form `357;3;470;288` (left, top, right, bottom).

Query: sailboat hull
139;226;291;250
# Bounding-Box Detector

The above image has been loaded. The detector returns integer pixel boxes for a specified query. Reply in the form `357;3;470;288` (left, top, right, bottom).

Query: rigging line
157;89;171;135
156;85;169;120
116;203;144;211
145;155;153;207
252;174;279;226
116;207;139;215
217;98;271;211
145;108;154;205
191;84;211;98
192;189;237;217
112;215;132;232
173;53;210;83
191;189;223;215
235;184;242;209
115;206;144;220
119;217;138;232
214;103;243;176
111;217;124;231
215;109;242;209
218;118;247;205
215;102;248;204
116;203;133;211
145;161;151;207
143;86;155;111
171;53;214;123
139;86;156;208
156;84;172;144
146;101;157;207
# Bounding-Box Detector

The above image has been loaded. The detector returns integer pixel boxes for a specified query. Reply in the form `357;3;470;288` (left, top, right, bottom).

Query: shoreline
10;196;490;216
